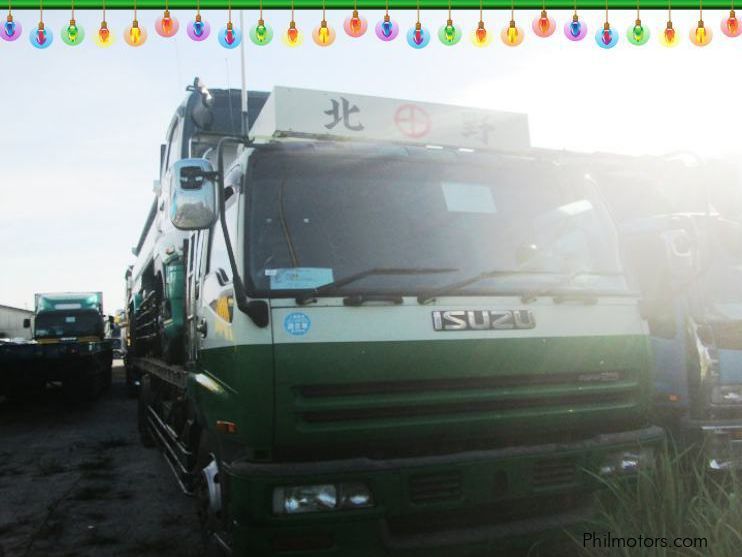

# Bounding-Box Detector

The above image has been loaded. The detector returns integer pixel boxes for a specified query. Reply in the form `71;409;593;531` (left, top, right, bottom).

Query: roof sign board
250;87;530;152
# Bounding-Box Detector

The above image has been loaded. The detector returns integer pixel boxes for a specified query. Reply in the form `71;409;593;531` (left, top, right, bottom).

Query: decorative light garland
282;0;302;46
690;0;712;44
533;0;556;37
2;1;22;41
627;0;649;44
187;0;210;41
406;0;430;48
155;0;179;37
2;4;741;50
124;0;147;46
60;0;83;44
29;0;52;48
471;0;491;45
249;0;273;44
721;0;740;35
501;0;524;45
312;0;336;45
344;0;367;37
565;0;588;39
661;1;679;45
596;0;618;47
375;0;399;41
218;0;242;47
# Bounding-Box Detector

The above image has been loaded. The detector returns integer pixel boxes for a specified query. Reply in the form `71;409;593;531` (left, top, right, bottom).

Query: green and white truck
130;86;664;555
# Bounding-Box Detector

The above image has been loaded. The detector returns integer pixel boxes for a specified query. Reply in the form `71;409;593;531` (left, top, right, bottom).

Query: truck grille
532;457;578;488
298;372;637;425
409;470;462;504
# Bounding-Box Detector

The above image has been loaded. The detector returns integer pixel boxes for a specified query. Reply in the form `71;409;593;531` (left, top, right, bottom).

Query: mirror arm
214;136;269;328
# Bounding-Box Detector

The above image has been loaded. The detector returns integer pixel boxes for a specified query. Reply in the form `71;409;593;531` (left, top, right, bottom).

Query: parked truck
0;292;113;400
129;84;664;555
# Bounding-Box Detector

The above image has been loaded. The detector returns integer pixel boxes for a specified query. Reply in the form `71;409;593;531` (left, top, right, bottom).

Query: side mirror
661;229;695;279
23;318;31;329
170;158;218;231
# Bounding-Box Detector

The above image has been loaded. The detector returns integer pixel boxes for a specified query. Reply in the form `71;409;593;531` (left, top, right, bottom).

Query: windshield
694;219;742;316
35;310;103;339
246;149;628;297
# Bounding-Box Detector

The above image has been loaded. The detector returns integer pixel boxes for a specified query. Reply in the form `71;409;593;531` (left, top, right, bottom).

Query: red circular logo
394;104;431;139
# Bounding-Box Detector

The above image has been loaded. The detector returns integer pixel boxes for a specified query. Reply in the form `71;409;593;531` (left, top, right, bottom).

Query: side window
163;117;183;175
208;166;241;283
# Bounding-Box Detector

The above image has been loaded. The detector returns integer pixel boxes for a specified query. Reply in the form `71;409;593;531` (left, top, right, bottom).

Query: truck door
185;229;209;363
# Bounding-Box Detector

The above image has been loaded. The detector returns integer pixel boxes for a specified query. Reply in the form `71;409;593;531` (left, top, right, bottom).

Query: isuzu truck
0;292;113;400
129;84;664;555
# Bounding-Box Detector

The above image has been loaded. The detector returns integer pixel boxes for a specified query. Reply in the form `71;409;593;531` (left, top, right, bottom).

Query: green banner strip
2;1;730;9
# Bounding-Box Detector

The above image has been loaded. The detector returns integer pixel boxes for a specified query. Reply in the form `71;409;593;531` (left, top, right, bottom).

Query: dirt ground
0;363;204;557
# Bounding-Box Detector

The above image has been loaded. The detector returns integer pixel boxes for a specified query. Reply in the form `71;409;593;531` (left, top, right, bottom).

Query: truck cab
621;212;742;469
135;87;664;556
0;292;113;400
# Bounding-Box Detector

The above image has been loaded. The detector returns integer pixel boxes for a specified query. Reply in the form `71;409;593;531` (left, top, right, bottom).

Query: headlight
711;385;742;404
599;448;655;476
273;482;374;515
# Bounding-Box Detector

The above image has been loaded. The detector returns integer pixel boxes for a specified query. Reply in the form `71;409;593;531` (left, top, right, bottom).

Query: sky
1;8;741;312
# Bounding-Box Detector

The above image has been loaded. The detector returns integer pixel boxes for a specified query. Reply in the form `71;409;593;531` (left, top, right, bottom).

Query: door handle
196;319;208;337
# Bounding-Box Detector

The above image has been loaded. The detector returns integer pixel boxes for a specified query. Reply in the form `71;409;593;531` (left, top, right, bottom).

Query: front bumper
680;417;742;470
224;426;664;556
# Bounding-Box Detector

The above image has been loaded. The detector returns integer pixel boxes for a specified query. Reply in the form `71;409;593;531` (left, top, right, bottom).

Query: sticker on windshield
441;182;496;214
269;268;334;290
284;312;312;336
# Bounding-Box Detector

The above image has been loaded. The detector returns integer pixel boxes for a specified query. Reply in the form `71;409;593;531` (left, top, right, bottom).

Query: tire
137;374;156;448
102;362;113;393
194;435;231;557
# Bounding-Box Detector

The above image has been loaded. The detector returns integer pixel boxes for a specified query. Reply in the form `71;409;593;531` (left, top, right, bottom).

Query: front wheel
194;435;232;557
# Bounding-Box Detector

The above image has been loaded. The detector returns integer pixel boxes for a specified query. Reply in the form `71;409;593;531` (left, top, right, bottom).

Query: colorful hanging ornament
564;1;587;41
95;0;114;47
61;0;84;45
155;1;179;38
187;0;210;41
29;2;52;48
312;0;336;46
124;0;147;47
471;0;491;46
218;0;242;48
249;0;273;44
406;3;430;48
660;4;678;46
627;2;649;45
595;1;617;48
501;2;524;46
532;2;555;38
283;0;302;46
690;1;712;46
438;1;461;45
721;4;741;37
1;3;21;41
344;0;367;37
375;0;399;41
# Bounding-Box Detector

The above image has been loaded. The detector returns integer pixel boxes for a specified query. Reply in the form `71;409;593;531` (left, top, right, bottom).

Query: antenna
239;9;248;136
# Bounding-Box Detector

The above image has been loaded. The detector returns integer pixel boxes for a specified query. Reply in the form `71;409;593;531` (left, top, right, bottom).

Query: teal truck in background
0;292;113;401
128;82;665;556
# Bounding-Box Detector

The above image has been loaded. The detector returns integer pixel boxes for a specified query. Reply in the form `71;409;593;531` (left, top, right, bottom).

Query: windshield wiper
295;267;458;305
416;270;555;305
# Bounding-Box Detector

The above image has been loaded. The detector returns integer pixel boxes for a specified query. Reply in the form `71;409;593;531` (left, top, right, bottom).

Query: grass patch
574;443;742;557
